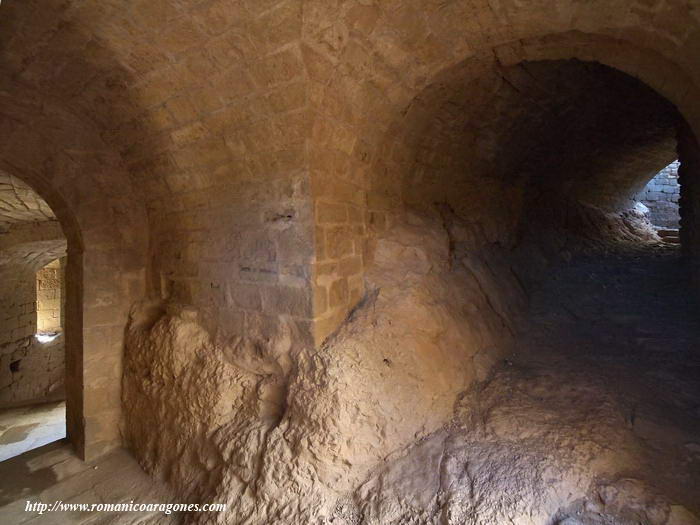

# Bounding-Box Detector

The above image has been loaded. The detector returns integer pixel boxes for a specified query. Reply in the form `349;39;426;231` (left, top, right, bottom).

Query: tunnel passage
376;59;683;253
301;59;700;524
313;53;697;345
334;60;695;384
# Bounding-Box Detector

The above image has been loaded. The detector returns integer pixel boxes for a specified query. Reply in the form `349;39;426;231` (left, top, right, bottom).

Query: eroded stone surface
333;248;700;524
123;203;672;523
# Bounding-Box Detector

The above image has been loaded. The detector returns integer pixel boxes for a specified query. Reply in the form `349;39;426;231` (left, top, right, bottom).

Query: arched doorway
0;101;149;461
0;173;67;461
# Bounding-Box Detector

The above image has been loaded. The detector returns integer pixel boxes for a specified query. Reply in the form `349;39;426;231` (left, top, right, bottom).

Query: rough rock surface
124;208;526;523
0;335;64;408
121;199;687;524
339;246;700;524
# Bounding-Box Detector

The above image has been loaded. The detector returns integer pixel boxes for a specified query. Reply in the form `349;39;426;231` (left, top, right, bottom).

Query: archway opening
344;57;700;522
0;173;67;462
636;160;682;243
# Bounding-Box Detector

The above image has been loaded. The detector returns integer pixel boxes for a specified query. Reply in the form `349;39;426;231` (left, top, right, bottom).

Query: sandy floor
0;401;66;462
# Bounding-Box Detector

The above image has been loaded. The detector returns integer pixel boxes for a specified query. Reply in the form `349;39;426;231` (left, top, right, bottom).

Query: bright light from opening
35;333;59;343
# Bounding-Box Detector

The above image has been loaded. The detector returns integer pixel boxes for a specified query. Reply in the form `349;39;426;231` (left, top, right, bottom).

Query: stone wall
123;207;527;518
0;225;66;409
637;161;681;228
36;259;64;334
0;334;64;409
0;265;38;385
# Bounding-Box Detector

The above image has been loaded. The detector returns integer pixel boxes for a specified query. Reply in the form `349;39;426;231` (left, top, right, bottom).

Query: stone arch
309;28;700;344
0;91;149;461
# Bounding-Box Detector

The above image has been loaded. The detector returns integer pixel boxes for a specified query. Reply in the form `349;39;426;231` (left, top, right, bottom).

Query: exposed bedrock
123;196;664;524
124;209;524;522
338;249;700;525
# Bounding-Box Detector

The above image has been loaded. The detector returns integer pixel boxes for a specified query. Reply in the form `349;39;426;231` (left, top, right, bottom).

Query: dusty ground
0;441;179;524
340;244;700;524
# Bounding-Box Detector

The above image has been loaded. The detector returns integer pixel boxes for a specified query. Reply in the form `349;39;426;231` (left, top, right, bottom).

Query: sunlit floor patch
0;401;66;462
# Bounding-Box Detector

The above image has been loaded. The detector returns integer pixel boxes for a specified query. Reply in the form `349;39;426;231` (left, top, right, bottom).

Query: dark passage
464;243;700;523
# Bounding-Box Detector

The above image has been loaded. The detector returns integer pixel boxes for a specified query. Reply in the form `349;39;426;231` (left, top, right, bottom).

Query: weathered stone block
325;225;355;259
328;277;349;309
261;284;312;317
316;201;348;224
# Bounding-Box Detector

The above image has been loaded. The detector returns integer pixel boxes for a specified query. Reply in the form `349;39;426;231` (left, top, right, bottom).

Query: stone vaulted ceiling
0;172;56;233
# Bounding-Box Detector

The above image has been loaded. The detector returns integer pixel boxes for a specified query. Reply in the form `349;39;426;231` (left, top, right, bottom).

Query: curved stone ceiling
0;172;56;233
